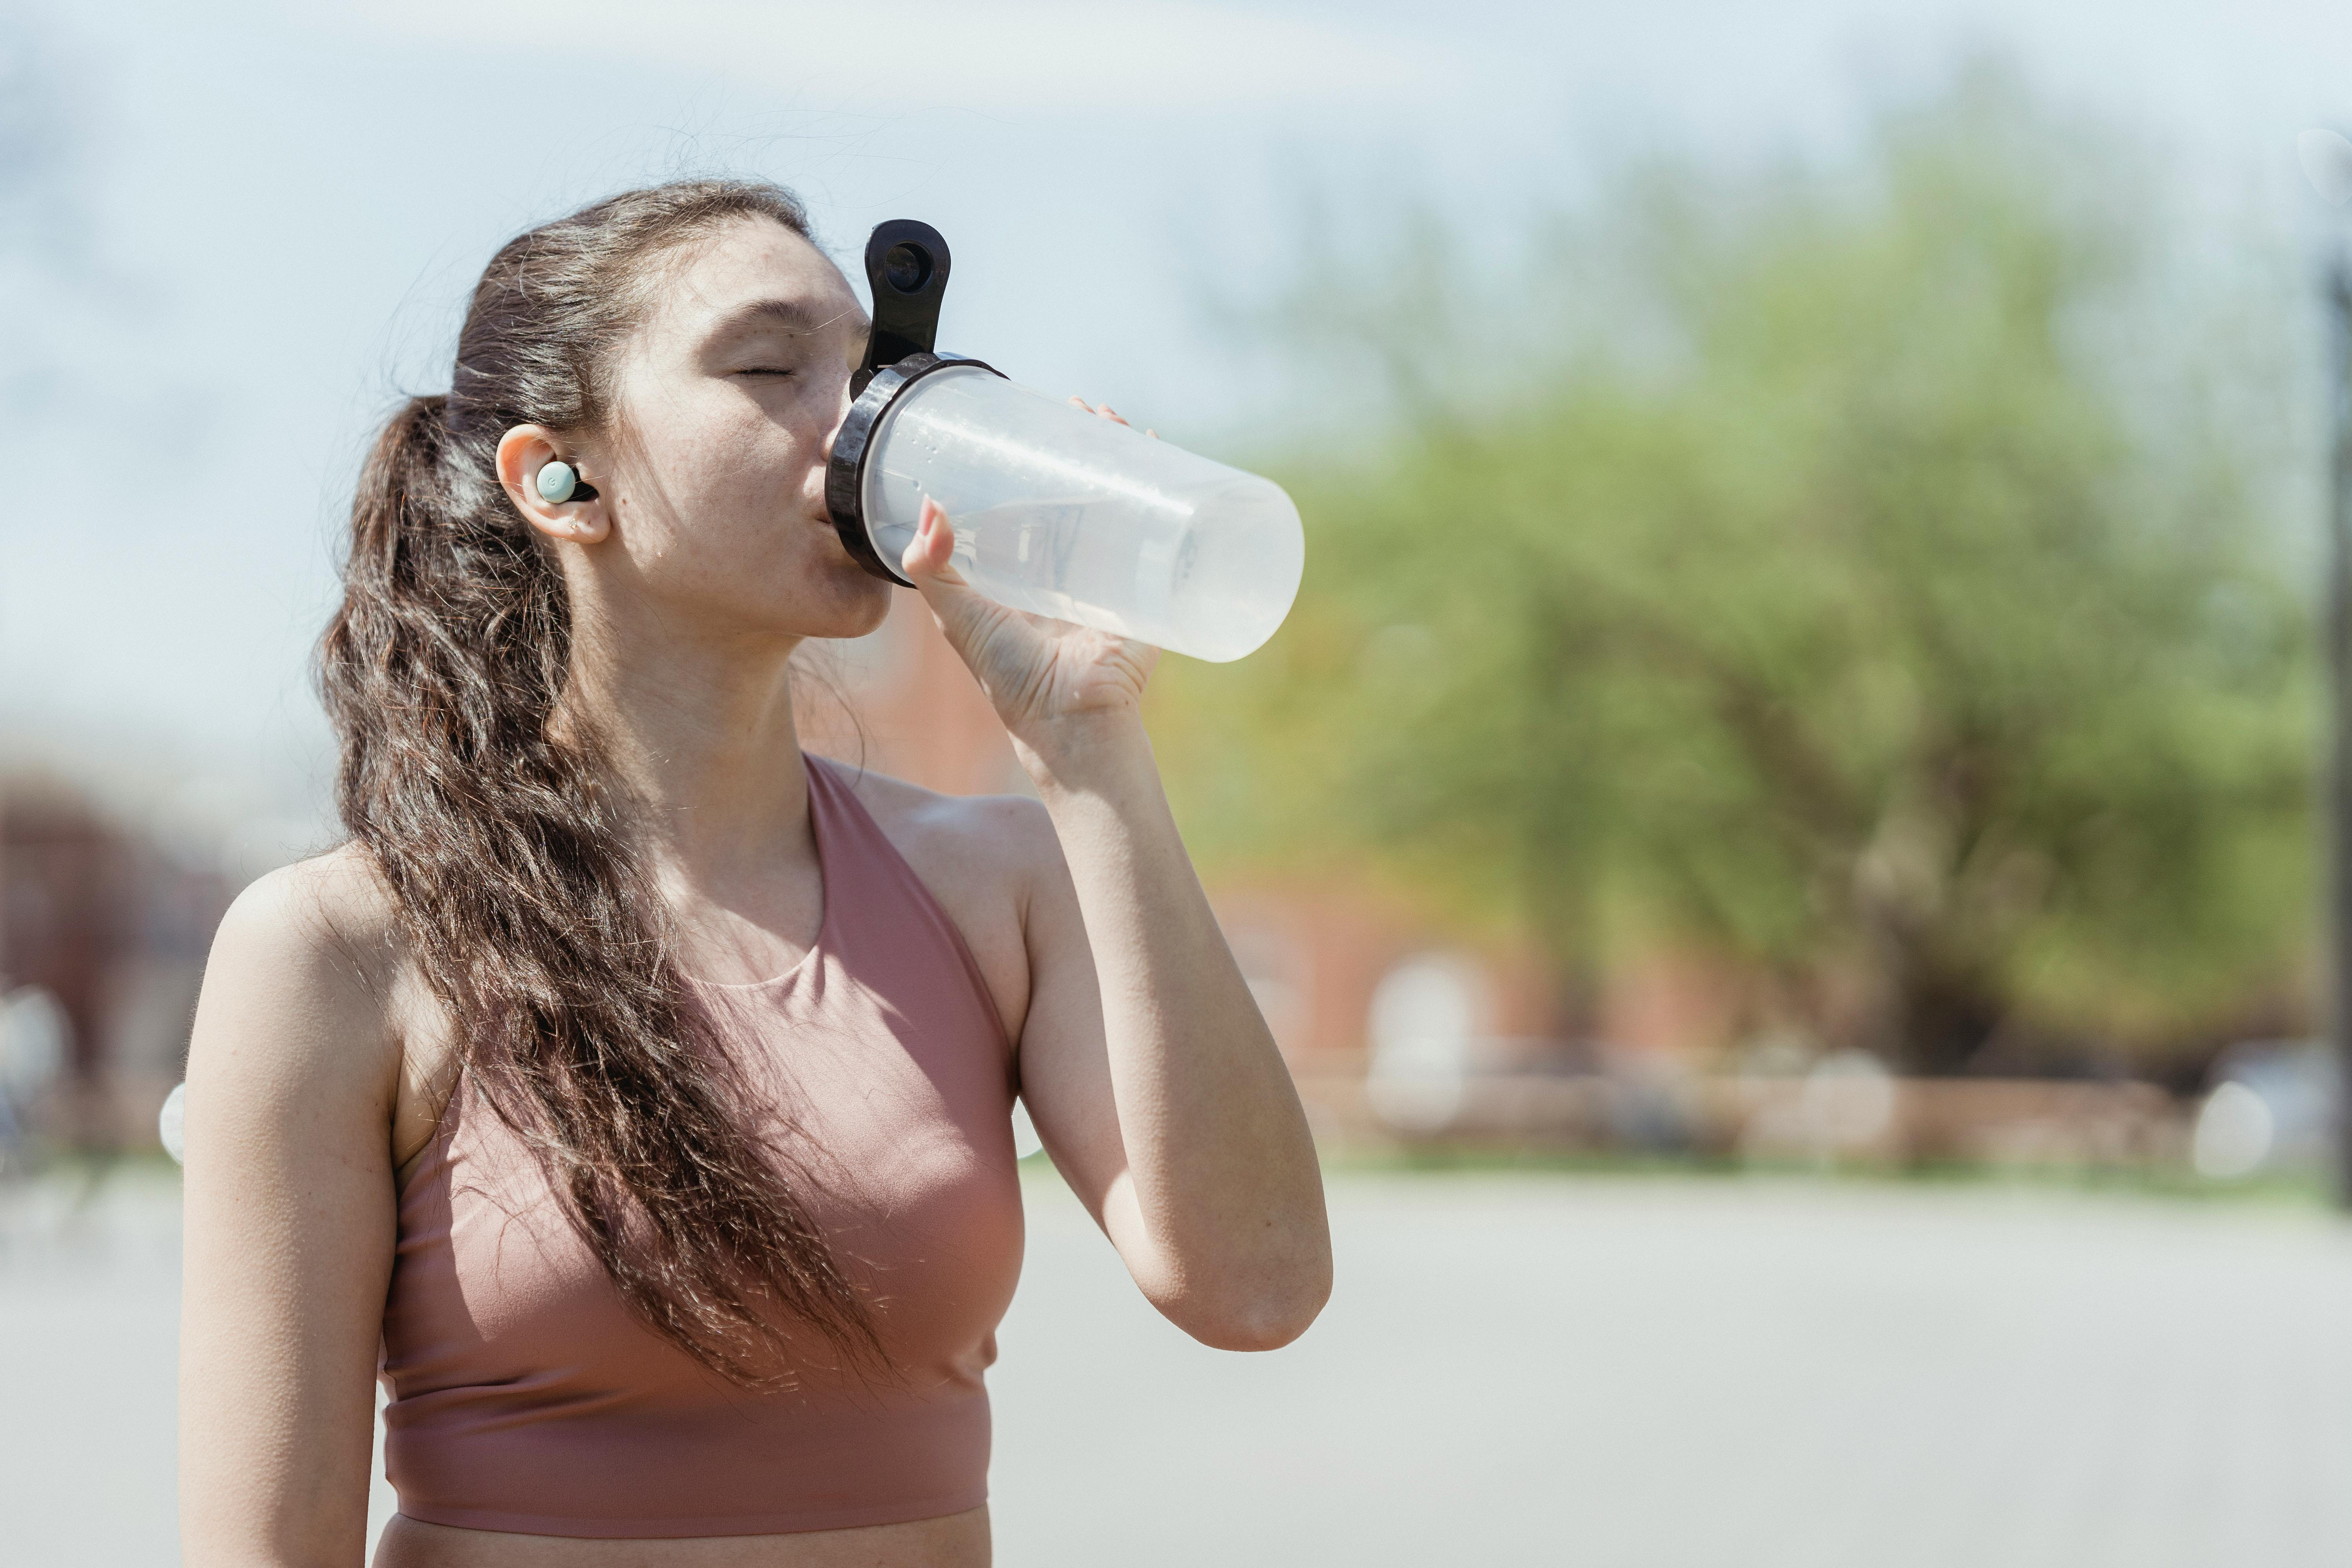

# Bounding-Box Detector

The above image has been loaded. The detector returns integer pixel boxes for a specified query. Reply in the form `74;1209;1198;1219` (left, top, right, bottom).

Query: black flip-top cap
827;218;1005;586
855;220;952;394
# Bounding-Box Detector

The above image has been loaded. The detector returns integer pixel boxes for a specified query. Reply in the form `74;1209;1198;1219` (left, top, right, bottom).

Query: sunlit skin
175;215;1332;1568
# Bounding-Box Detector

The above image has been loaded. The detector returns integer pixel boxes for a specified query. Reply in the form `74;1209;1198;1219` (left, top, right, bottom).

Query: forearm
1019;713;1331;1347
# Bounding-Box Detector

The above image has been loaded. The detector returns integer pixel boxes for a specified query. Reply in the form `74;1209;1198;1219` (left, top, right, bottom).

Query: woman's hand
897;402;1161;751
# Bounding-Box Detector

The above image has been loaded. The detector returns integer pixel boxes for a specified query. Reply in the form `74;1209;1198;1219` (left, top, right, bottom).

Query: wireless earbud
535;461;599;505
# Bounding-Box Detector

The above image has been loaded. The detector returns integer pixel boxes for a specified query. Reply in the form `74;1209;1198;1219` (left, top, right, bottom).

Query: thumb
901;497;1014;648
900;496;968;588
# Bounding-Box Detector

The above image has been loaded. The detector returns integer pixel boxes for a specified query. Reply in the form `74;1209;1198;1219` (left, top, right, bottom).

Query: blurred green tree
1154;64;2316;1073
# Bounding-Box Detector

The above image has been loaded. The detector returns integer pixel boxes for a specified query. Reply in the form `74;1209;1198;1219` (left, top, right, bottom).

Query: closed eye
738;367;796;378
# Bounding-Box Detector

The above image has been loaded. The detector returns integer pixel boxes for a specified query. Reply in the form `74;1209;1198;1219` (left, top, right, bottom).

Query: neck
558;611;811;880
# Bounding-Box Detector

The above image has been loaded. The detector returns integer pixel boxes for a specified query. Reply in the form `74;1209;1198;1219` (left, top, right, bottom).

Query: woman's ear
497;425;610;545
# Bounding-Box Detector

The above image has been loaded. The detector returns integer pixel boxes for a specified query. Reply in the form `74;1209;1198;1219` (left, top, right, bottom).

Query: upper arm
178;858;404;1567
1000;801;1136;1229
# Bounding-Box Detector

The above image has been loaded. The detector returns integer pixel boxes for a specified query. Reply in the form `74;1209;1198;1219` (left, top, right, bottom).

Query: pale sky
3;0;2349;864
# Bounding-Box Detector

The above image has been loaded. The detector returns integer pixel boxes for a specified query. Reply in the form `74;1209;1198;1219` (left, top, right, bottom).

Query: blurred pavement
4;1168;2350;1565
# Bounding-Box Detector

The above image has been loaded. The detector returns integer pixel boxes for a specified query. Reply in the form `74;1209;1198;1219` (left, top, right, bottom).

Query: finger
902;501;986;619
900;496;970;587
1066;395;1134;429
899;501;1042;696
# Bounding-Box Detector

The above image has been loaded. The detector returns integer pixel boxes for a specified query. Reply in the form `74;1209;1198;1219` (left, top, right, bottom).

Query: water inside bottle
862;368;1302;661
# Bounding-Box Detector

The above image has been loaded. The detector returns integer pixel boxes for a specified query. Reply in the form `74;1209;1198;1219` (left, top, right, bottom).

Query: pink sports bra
377;755;1025;1538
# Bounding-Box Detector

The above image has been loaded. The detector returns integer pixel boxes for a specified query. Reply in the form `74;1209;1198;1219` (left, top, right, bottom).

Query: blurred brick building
0;773;229;1148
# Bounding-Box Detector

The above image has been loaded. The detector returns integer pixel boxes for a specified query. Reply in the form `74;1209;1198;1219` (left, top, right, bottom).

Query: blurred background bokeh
9;1;2352;1563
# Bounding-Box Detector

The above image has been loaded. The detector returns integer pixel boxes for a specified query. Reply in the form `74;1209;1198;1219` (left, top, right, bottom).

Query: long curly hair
318;179;880;1387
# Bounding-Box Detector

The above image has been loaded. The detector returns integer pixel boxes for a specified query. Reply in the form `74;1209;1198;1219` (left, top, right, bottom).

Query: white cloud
327;0;1479;112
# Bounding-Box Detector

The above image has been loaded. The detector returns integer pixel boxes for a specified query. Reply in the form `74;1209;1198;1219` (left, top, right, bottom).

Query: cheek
668;405;785;513
623;408;801;556
608;383;867;624
624;478;886;633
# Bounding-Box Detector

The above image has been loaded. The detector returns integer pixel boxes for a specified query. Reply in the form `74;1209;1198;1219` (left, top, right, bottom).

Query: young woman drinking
176;179;1331;1567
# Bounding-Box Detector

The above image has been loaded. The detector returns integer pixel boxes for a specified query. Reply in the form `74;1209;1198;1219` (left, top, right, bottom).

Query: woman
178;179;1331;1566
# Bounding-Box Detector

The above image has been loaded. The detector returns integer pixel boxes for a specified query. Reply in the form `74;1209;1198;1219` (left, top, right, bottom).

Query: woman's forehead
657;219;862;341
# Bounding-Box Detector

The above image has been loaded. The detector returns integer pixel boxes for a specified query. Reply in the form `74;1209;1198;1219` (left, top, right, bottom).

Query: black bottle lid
827;220;1003;586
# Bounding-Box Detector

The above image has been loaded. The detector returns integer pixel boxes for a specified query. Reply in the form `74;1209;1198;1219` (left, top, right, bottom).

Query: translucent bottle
858;367;1303;663
824;220;1305;663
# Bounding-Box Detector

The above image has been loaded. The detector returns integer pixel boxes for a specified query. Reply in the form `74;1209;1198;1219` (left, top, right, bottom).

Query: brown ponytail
318;181;880;1387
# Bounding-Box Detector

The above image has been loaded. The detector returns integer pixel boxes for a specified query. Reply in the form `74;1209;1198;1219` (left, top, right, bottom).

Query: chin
806;563;895;639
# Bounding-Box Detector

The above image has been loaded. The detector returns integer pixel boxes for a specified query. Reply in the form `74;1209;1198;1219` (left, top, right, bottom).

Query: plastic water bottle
826;222;1305;664
860;366;1301;662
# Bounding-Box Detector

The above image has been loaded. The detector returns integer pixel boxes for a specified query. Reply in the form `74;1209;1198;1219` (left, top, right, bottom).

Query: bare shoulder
828;759;1062;894
823;759;1064;1041
191;842;409;1104
212;842;403;992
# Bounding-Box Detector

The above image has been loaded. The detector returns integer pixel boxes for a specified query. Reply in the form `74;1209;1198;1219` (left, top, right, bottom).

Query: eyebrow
707;298;866;339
